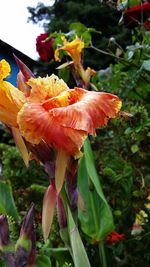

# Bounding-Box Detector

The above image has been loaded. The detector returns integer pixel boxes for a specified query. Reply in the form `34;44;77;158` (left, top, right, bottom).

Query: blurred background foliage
27;0;131;70
0;0;150;266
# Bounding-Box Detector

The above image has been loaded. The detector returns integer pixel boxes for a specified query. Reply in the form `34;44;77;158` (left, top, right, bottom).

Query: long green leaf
48;248;73;267
36;254;51;267
67;206;91;267
78;138;114;240
0;181;19;220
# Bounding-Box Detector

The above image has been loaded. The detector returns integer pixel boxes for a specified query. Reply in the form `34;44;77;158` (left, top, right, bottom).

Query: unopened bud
109;37;115;43
0;215;10;248
15;204;35;266
20;203;34;238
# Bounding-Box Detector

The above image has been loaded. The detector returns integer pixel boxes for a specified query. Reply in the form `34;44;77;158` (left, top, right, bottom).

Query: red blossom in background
106;231;125;245
123;2;150;28
144;20;150;29
36;33;55;62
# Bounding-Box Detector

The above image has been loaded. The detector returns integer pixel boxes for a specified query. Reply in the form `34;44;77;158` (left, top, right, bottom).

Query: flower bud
0;215;16;267
109;37;115;43
15;204;35;266
0;215;10;248
42;180;57;242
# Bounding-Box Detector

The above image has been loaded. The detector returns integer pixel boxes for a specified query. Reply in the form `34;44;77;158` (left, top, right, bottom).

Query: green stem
88;179;107;267
99;241;107;267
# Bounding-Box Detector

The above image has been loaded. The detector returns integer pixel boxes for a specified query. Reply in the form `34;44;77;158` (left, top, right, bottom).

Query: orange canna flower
0;58;122;239
18;84;121;155
0;59;122;156
55;36;84;65
0;57;122;193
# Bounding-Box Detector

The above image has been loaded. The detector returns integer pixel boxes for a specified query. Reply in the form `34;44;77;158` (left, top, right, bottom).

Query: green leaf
69;22;87;34
78;138;114;240
36;254;51;267
82;31;91;46
58;67;70;83
84;138;112;203
69;22;91;45
131;144;139;153
143;60;150;71
48;248;73;267
0;182;19;221
67;206;91;267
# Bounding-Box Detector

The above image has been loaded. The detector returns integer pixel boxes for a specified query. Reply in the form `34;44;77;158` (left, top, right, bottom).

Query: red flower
123;2;150;28
144;20;150;29
36;33;54;62
106;231;125;245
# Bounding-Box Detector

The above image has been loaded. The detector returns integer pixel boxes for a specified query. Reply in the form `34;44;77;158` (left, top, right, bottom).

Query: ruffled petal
17;88;121;154
27;74;69;103
17;102;87;154
47;88;122;134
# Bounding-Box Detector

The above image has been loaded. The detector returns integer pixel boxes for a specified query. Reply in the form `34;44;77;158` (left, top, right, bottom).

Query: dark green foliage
28;0;131;69
0;142;48;226
0;143;47;190
88;30;150;266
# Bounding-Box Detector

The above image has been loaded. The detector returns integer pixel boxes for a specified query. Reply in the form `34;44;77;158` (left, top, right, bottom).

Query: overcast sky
0;0;54;60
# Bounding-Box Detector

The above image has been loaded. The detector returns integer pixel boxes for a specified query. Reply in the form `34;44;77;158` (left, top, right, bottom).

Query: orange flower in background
54;36;96;88
55;36;84;65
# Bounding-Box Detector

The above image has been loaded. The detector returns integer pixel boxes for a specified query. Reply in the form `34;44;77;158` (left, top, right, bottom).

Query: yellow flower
144;194;150;210
0;60;25;127
55;37;84;65
135;210;148;225
147;195;150;201
0;59;11;81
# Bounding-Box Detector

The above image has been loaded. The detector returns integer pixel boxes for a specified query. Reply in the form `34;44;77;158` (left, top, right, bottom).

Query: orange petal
17;88;121;155
27;74;69;103
51;88;122;134
55;150;69;192
42;181;57;242
0;81;25;127
11;127;29;167
54;37;84;64
18;102;87;154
